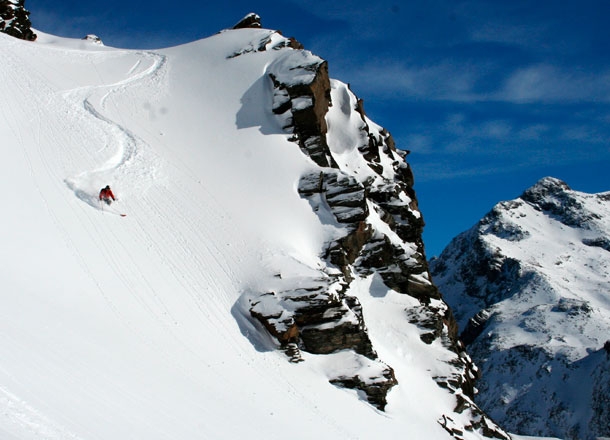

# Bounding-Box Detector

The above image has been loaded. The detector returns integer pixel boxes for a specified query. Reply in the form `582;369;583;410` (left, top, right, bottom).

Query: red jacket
99;187;115;201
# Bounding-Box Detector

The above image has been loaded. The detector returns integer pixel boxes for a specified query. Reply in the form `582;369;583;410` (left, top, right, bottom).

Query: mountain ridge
430;177;610;440
220;17;509;437
0;11;512;440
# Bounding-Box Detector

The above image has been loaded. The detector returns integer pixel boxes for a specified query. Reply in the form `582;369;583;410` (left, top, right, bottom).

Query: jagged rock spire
0;0;36;41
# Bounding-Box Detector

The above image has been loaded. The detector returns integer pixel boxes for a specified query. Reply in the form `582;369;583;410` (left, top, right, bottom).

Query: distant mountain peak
0;0;36;41
520;176;602;229
521;175;571;202
431;177;610;439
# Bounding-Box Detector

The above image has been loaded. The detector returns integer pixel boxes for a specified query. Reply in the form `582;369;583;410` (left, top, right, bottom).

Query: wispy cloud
295;2;610;105
346;62;483;102
301;1;610;186
349;61;610;105
469;22;551;48
496;65;610;103
517;124;550;141
444;117;513;141
396;109;610;183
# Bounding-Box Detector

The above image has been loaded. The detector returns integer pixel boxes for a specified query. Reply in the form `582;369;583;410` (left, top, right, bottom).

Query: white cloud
470;22;550;48
442;114;512;143
402;108;610;183
403;134;434;154
478;120;512;139
517;124;550;141
288;1;610;106
558;126;608;144
352;61;610;105
497;64;610;103
347;62;482;101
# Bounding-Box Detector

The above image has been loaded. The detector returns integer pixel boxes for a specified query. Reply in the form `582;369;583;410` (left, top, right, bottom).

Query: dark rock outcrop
298;169;368;223
460;309;493;346
0;0;36;41
268;53;335;168
233;18;509;437
248;275;398;409
521;177;601;228
582;236;610;252
82;34;103;45
330;367;397;411
266;37;506;437
232;12;262;29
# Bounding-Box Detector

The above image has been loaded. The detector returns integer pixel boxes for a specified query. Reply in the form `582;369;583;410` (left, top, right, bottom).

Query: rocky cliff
0;0;35;41
233;15;508;439
430;177;610;440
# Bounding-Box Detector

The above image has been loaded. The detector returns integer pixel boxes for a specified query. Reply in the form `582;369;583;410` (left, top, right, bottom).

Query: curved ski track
63;50;167;207
53;49;255;363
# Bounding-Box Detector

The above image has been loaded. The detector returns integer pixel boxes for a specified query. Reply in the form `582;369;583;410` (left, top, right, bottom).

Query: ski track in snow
54;49;257;367
55;48;256;358
0;386;84;440
63;50;167;209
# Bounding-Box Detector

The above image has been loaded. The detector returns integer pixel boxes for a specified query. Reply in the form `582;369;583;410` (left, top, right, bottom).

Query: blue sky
27;0;610;256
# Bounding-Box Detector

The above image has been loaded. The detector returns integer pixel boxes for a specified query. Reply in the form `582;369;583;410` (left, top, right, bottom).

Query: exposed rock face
0;0;36;41
268;51;335;168
249;280;375;358
329;368;397;411
521;176;602;228
227;21;510;438
232;12;262;30
431;177;610;440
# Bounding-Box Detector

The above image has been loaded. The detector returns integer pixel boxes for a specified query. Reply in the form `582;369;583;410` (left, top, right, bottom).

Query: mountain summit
430;177;610;439
0;11;510;440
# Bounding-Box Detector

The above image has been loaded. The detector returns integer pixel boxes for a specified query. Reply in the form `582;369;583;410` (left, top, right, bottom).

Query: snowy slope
0;24;511;439
430;177;610;440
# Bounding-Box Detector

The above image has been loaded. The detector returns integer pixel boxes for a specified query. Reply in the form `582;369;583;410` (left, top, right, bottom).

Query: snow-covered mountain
0;11;513;440
430;177;610;440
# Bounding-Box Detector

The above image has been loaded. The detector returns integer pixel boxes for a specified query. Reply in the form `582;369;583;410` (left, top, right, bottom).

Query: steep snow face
430;177;610;440
0;26;506;440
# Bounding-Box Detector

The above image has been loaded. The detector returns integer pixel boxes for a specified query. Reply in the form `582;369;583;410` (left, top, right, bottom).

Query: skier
99;185;116;205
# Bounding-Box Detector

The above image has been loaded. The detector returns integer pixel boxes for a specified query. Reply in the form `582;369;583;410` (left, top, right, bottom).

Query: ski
100;200;126;217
